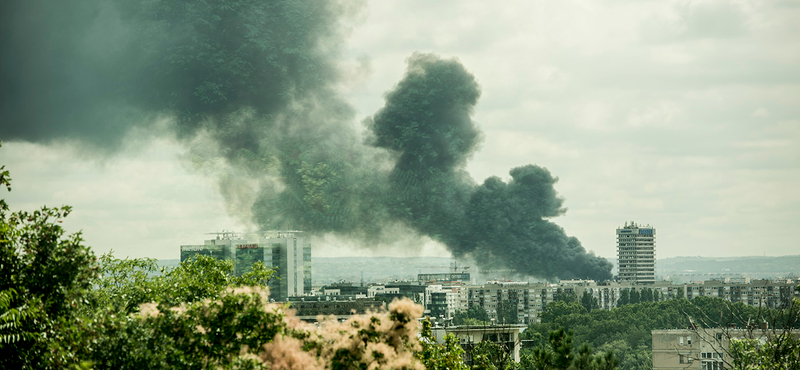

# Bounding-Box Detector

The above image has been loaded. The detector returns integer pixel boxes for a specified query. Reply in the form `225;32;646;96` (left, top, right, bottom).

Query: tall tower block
617;221;656;284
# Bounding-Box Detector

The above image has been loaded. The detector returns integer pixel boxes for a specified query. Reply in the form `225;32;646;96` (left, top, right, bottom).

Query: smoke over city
0;0;612;280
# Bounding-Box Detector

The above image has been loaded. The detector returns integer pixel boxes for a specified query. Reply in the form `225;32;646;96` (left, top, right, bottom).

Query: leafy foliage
0;288;40;345
89;252;276;314
470;340;510;370
730;334;800;370
519;328;618;370
0;165;98;369
417;319;469;370
522;295;793;370
580;291;599;313
497;300;520;325
453;304;490;326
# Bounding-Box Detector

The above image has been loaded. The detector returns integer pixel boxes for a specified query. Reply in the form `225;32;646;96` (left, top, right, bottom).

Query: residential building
467;282;551;325
288;296;385;322
432;324;528;365
425;285;459;322
652;328;800;370
460;279;797;323
617;221;656;284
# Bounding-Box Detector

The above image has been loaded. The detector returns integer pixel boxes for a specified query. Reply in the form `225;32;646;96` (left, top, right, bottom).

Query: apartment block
617;221;656;284
652;328;800;370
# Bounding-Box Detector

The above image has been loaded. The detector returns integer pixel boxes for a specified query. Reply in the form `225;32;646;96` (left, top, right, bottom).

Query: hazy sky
2;0;799;260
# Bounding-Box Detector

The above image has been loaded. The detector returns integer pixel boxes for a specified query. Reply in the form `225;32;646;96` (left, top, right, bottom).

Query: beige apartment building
652;328;800;370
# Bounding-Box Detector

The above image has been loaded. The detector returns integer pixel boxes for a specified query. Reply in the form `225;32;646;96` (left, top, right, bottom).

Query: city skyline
2;0;799;261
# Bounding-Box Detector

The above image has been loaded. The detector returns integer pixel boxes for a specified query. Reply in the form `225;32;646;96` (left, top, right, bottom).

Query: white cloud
750;107;770;117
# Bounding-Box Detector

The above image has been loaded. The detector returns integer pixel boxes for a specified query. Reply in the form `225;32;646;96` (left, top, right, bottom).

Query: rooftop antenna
205;230;241;240
262;230;304;238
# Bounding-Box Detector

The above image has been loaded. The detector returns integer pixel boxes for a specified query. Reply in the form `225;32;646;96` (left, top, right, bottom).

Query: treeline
522;288;798;370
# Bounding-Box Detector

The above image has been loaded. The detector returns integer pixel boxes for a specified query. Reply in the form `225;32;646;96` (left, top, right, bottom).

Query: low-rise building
288;297;384;322
652;327;800;370
432;324;528;365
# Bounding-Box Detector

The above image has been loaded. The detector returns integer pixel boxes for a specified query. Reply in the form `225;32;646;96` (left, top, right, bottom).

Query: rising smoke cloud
0;0;612;280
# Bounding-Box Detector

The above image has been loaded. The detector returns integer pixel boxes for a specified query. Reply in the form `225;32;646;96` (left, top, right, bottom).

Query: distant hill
158;255;800;286
656;255;800;283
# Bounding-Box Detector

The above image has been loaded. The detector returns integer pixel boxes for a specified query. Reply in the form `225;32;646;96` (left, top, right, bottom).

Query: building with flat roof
432;324;528;365
181;231;311;301
287;297;385;322
617;221;656;285
652;327;800;370
418;272;471;284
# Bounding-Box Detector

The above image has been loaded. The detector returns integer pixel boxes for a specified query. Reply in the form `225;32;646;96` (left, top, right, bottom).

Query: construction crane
419;261;470;272
205;230;242;240
478;269;517;273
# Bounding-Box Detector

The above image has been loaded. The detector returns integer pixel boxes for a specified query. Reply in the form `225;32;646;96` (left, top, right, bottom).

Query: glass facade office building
181;232;311;301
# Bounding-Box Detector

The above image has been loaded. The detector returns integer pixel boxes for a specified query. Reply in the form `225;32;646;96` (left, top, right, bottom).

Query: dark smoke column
364;53;481;245
365;53;612;281
460;165;613;281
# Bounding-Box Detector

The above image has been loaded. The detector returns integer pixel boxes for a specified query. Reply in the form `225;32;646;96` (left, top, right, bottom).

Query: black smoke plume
0;0;612;280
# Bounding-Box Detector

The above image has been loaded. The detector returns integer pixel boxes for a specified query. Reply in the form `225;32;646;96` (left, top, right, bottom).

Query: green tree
417;319;469;370
454;304;491;325
596;340;650;370
470;340;510;370
639;288;653;303
88;252;277;315
521;328;618;370
0;143;99;369
555;290;578;304
540;301;587;324
0;288;41;346
498;299;519;324
580;291;599;313
1;142;479;369
700;284;800;370
628;290;640;305
729;334;800;370
617;290;629;307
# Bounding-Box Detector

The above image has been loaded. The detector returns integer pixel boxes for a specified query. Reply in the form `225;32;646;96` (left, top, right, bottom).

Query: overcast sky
2;0;799;261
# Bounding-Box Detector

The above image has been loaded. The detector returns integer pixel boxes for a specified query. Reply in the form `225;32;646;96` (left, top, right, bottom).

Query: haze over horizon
2;0;798;264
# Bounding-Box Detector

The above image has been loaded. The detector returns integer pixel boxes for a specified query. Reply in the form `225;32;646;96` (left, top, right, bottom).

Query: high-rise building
181;231;311;301
617;221;656;285
180;230;242;262
241;231;311;301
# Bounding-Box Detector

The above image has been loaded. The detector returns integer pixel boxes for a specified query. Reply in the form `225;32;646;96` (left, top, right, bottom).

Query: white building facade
181;231;311;301
617;221;656;285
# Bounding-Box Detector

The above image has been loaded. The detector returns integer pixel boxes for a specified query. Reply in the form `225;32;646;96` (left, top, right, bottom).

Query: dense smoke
0;0;612;280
